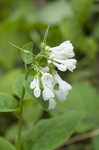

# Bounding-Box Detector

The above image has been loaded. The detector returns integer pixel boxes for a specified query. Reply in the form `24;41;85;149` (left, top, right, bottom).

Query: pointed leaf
22;110;84;150
21;42;33;64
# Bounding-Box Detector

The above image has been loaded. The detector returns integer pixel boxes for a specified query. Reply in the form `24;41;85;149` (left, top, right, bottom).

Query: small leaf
13;74;25;98
0;137;15;150
13;74;33;100
22;110;84;150
0;93;18;112
21;42;33;64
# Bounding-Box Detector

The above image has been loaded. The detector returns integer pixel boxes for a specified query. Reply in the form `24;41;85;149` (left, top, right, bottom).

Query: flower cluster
30;41;77;110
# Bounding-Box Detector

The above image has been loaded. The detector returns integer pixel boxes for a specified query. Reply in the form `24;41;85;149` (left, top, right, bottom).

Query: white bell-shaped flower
54;73;72;101
55;90;69;101
53;58;77;72
65;59;77;72
41;72;54;89
48;98;56;110
53;62;67;72
30;78;37;89
34;87;41;98
47;41;77;72
50;41;74;60
30;77;41;98
43;87;54;101
41;72;54;99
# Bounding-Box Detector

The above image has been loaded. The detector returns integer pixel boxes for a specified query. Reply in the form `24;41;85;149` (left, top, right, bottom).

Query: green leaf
0;69;22;94
0;137;15;150
13;74;33;100
0;93;18;112
13;74;25;98
23;102;43;127
5;124;18;142
22;110;84;150
75;120;96;133
21;42;33;64
51;82;99;133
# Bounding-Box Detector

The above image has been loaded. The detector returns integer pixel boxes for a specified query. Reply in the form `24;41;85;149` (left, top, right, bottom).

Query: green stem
16;65;28;150
16;87;25;150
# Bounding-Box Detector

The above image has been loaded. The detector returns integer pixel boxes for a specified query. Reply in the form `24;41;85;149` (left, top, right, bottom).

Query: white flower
30;78;37;89
53;58;77;72
30;77;41;98
55;90;69;101
43;87;54;101
54;73;72;101
47;41;77;72
41;72;54;89
50;41;74;60
65;59;77;72
48;98;56;110
53;62;67;72
34;87;41;98
41;73;55;100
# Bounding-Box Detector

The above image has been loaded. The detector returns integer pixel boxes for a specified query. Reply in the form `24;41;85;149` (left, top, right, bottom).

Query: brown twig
65;128;99;145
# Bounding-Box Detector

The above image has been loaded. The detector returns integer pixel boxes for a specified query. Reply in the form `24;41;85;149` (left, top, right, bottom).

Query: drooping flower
50;41;75;60
48;98;56;110
42;87;54;101
41;73;55;101
41;72;54;89
30;77;41;98
47;41;77;72
53;73;72;101
30;78;37;89
53;58;77;72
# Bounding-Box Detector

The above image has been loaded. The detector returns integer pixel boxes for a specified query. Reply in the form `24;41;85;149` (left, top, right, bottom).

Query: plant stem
16;65;28;150
16;87;25;150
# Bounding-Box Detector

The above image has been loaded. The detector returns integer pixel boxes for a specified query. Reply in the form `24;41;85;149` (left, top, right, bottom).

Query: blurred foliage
0;0;99;149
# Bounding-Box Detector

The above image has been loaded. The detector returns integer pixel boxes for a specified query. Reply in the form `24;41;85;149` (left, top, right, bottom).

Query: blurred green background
0;0;99;150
